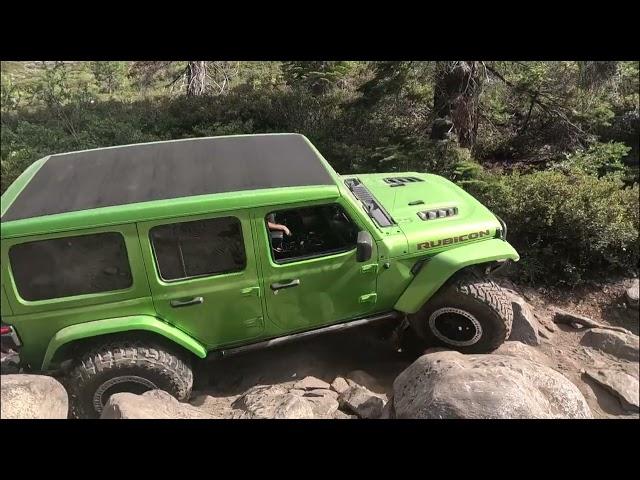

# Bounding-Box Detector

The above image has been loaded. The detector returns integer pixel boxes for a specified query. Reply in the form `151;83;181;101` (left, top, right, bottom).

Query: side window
9;232;132;301
265;203;359;263
150;216;246;281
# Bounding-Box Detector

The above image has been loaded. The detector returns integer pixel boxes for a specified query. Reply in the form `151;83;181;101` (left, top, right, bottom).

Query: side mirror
356;231;373;262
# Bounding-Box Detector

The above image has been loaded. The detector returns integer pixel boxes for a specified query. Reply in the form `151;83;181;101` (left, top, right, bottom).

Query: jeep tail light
1;323;21;350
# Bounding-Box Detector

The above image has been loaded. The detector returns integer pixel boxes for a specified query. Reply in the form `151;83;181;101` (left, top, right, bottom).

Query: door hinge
240;286;261;297
360;264;378;274
359;293;378;304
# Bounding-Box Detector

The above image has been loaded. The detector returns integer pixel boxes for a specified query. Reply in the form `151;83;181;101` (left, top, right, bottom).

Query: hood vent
383;177;424;187
417;207;458;221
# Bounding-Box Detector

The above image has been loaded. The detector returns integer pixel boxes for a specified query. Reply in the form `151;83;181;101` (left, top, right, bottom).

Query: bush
552;141;630;178
471;169;639;285
2;76;637;288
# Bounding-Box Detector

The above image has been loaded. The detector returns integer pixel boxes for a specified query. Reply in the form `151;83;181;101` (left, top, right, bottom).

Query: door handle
240;286;261;297
270;279;301;291
359;292;378;304
170;296;204;308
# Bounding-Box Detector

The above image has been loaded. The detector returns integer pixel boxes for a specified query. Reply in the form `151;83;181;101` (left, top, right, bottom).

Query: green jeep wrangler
0;133;519;418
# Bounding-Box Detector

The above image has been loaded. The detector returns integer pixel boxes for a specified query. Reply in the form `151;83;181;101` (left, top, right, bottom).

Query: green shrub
472;169;639;285
552;141;630;178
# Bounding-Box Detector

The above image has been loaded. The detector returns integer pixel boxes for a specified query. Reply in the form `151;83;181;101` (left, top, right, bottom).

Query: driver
267;213;291;237
266;213;291;253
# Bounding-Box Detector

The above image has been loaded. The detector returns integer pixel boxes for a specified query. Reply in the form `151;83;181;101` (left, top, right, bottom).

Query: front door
253;201;379;333
138;210;264;349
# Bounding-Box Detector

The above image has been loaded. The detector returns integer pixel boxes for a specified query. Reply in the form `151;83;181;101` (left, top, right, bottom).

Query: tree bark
431;61;483;148
186;61;207;96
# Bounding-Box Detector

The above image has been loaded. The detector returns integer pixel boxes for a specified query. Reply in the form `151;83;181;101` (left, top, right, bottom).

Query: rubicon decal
417;230;491;250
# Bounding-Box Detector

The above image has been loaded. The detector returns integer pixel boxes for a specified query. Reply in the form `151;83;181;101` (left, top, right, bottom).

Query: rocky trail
2;279;638;419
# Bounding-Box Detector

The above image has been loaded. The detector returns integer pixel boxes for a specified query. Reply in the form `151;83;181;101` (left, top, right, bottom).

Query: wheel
409;271;513;354
66;340;193;419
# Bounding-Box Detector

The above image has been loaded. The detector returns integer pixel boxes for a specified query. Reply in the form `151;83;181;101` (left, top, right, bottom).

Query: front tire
409;271;513;354
66;340;193;419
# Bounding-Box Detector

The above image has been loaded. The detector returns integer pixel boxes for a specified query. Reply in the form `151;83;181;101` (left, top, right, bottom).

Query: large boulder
231;384;338;419
580;328;639;362
1;374;68;419
505;292;541;345
101;390;216;419
493;341;553;367
393;351;592;419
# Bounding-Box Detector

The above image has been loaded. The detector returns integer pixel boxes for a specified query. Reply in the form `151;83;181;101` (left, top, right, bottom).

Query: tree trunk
186;61;207;96
431;61;483;148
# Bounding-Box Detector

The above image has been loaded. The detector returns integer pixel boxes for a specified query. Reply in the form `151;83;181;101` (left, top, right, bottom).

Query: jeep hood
347;173;504;255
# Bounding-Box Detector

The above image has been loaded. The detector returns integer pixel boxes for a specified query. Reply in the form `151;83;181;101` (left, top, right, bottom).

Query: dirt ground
190;278;639;419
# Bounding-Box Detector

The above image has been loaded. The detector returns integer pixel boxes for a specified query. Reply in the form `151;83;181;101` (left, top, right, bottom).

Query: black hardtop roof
2;133;336;222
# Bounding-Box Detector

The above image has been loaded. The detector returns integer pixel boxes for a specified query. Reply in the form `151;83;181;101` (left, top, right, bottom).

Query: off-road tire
409;271;513;354
66;340;193;419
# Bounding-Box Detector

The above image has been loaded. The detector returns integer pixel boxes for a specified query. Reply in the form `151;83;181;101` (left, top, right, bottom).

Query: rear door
138;210;265;349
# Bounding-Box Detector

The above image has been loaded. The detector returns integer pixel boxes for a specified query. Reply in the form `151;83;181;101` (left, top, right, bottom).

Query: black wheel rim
428;307;483;347
93;376;157;413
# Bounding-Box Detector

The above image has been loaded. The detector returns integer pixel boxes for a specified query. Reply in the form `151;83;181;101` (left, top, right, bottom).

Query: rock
230;409;254;419
493;341;553;367
553;308;632;335
101;390;215;419
584;369;639;412
626;279;639;310
305;395;339;418
393;351;592;419
379;397;395;419
293;376;331;391
330;376;350;394
232;384;323;419
333;410;357;419
346;369;385;393
581;328;639;362
271;395;316;419
1;351;21;374
288;389;307;396
338;385;387;419
304;388;339;399
1;374;69;419
506;292;541;345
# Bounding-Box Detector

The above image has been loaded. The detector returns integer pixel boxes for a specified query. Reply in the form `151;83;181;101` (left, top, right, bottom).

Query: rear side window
9;232;132;301
149;216;246;281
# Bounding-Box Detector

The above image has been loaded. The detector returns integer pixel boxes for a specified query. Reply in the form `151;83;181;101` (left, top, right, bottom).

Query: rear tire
66;340;193;419
409;271;513;354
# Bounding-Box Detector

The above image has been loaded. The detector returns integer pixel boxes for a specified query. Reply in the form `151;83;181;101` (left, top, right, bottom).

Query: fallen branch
552;308;632;335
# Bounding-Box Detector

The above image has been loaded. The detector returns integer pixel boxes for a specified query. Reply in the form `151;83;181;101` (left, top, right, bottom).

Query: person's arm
267;221;291;236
